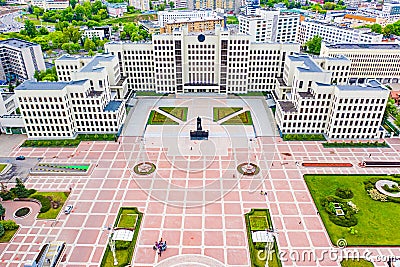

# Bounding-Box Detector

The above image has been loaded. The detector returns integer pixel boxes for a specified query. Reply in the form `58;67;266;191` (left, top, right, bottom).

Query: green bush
1;220;18;230
335;188;354;199
328;213;358;227
28;189;37;196
283;133;326;141
0;191;12;201
0;223;4;237
382;184;400;193
32;195;51;213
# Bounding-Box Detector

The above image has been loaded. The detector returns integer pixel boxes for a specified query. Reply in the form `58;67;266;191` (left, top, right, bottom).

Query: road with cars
0;11;24;33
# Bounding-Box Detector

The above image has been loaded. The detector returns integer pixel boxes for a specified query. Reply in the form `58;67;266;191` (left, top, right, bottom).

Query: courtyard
0;96;400;266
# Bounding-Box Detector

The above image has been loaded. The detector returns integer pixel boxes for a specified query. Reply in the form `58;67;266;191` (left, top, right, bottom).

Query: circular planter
14;207;31;218
133;162;156;175
237;163;260;176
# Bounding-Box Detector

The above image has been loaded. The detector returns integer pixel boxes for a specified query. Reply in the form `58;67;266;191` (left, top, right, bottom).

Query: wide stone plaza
1;96;400;266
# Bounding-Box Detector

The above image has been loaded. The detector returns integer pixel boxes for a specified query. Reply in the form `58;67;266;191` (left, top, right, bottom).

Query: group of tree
29;0;108;24
384;98;400;128
260;0;301;9
0;179;36;201
34;67;58;82
362;20;400;37
304;35;322;55
121;23;150;41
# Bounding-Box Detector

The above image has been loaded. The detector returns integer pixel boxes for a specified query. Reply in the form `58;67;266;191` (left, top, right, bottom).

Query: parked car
64;205;73;214
16;156;25;160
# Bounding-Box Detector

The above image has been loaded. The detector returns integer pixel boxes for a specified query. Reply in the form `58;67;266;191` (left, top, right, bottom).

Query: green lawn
159;107;188;121
101;207;142;267
341;259;374;267
226;16;239;24
32;192;70;219
147;110;179;125
222;111;253;125
18;14;57;26
245;209;281;267
0;163;7;173
135;91;167;97
213;107;243;122
22;134;117;147
304;174;400;246
118;214;138;228
103;13;157;24
0;228;19;243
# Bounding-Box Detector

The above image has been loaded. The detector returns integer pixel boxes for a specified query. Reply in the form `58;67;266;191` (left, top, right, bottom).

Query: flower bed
302;162;353;167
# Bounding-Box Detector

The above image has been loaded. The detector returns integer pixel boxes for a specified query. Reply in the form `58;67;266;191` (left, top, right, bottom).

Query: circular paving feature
237;162;260;175
14;207;31;218
133;162;156;175
376;180;400;198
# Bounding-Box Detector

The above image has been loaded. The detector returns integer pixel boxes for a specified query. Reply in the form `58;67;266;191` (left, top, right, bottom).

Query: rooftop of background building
324;43;400;49
337;80;388;91
0;38;39;48
288;54;325;73
80;55;114;73
15;81;69;91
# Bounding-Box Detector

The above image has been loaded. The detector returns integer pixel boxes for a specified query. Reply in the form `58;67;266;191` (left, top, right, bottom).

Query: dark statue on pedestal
190;116;209;140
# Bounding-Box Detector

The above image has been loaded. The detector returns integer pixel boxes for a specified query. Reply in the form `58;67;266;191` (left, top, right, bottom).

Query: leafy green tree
38;27;49;35
24;20;37;38
62;25;81;43
88;49;95;56
84;38;96;51
383;24;394;36
304;35;322;55
369;24;382;34
169;1;174;8
33;7;43;19
0;0;6;6
70;0;77;8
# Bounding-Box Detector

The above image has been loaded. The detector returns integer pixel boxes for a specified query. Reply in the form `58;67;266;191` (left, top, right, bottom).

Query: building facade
0;39;46;81
297;19;383;45
274;53;387;139
158;10;219;27
160;16;225;34
320;42;400;84
106;3;127;17
15;79;126;139
129;0;150;11
30;0;69;10
55;54;128;99
105;26;300;94
238;9;300;43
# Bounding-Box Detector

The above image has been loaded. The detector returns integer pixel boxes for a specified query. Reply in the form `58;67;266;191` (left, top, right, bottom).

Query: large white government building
320;42;400;84
105;25;300;94
275;53;388;139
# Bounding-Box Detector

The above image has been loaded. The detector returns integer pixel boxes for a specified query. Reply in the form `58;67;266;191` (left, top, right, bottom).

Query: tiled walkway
1;137;400;266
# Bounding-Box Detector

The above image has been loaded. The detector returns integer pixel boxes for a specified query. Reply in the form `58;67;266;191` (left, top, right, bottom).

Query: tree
88;49;95;56
304;35;322;55
0;204;5;219
84;38;96;51
10;178;30;198
383;24;394;36
169;1;174;8
24;20;37;38
369;24;382;34
62;25;81;43
38;27;49;35
384;98;398;120
70;0;77;8
33;7;43;19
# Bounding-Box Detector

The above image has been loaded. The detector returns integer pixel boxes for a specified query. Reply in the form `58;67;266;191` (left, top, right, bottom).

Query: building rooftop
15;81;69;91
165;16;224;24
104;100;123;112
288;54;325;73
324;43;400;50
80;55;114;73
337;80;387;91
0;38;39;48
139;20;160;29
57;54;83;61
279;101;298;112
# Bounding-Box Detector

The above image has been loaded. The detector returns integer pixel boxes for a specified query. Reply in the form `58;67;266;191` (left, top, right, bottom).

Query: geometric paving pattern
1;137;400;266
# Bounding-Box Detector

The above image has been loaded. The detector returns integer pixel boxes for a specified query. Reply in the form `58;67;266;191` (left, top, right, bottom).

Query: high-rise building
158;10;219;27
0;39;46;82
189;0;239;10
30;0;69;10
105;25;300;94
238;9;300;43
129;0;150;11
160;16;225;34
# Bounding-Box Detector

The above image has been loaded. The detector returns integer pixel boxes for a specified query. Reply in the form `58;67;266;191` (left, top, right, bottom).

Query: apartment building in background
275;54;388;139
297;19;383;45
320;42;400;84
30;0;69;10
129;0;150;11
0;38;46;82
238;9;300;43
188;0;238;10
160;15;225;34
105;25;300;94
158;10;219;27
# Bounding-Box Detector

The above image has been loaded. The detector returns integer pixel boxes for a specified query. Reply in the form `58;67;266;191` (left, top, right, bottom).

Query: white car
64;205;73;214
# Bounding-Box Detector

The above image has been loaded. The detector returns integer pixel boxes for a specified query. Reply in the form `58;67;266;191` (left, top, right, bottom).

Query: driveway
0;157;41;183
0;135;26;157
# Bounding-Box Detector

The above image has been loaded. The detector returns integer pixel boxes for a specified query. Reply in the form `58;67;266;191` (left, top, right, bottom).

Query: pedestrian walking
299;221;301;225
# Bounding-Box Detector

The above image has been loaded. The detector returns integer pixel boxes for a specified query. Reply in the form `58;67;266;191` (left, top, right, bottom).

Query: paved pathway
1;137;400;266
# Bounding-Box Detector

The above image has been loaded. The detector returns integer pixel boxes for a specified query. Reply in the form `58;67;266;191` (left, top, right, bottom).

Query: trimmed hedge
323;141;388;148
335;188;354;199
22;134;117;147
31;195;51;213
283;134;326;141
